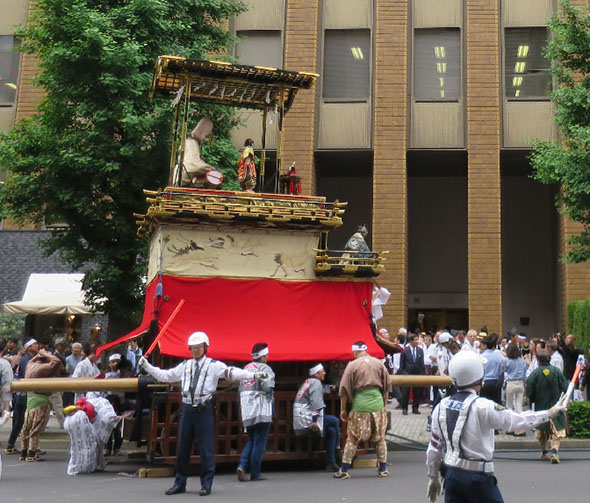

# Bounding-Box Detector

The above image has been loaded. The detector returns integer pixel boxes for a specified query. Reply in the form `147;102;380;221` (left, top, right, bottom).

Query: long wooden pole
390;375;452;387
11;377;139;393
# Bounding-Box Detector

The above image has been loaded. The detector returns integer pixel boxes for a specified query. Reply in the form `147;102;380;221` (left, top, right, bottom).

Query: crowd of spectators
0;335;143;461
380;324;586;463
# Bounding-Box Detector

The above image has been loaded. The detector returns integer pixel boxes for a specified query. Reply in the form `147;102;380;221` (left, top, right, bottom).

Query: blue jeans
445;467;504;503
238;422;271;480
323;414;340;464
174;403;215;490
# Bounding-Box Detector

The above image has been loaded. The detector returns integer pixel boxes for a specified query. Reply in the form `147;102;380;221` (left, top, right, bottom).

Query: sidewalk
385;400;590;450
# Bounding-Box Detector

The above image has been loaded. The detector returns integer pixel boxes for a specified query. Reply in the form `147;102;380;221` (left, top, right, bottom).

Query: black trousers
401;386;424;411
8;396;26;447
174;403;215;490
481;380;501;404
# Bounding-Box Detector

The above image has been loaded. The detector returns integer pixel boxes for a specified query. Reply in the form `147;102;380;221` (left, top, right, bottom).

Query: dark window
414;28;461;100
505;28;551;99
323;29;371;100
0;35;20;105
235;31;282;69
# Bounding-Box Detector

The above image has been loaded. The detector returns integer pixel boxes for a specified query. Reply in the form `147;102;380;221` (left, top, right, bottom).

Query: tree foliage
530;0;590;263
0;0;245;330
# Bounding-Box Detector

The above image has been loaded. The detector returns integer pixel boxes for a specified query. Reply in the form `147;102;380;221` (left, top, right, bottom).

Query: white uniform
550;352;564;372
142;355;256;405
64;396;120;475
436;346;451;375
0;357;13;480
239;361;275;427
72;357;100;402
426;389;551;477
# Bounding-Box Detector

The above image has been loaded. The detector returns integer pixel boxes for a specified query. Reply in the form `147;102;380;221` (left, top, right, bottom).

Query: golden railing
314;249;388;277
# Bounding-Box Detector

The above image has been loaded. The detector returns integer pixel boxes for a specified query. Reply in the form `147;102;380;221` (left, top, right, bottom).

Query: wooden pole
11;377;139;393
389;375;452;387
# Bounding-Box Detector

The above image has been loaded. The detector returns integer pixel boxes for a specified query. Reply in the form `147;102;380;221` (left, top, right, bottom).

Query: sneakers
378;469;390;477
236;466;247;482
18;449;27;461
540;451;550;461
4;446;18;455
550;451;560;464
334;469;350;480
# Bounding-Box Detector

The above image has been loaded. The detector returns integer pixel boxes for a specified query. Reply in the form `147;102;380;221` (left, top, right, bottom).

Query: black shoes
412;410;421;415
402;409;408;415
164;484;186;496
199;488;212;496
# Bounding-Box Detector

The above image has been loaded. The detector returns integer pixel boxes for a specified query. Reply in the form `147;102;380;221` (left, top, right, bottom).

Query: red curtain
98;275;383;362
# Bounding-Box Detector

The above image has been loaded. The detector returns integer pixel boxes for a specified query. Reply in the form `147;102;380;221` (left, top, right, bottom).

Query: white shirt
462;340;477;352
424;344;437;367
72;357;100;402
550;352;564;372
436;346;450;375
426;390;551;477
143;356;256;405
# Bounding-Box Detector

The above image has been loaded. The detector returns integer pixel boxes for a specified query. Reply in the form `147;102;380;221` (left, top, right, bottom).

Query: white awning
2;273;98;315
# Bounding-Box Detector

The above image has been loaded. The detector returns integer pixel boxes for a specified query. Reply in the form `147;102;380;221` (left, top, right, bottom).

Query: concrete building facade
231;0;590;337
2;0;590;338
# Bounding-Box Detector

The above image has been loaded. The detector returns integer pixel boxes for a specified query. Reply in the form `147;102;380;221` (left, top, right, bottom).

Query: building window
505;28;551;99
0;35;20;106
323;29;371;100
235;30;282;69
414;28;461;100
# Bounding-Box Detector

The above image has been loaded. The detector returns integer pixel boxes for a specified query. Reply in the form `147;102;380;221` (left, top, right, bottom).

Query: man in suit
398;333;425;415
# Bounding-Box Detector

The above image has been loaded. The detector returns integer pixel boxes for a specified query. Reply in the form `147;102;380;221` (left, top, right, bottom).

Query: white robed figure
63;396;121;475
0;353;14;481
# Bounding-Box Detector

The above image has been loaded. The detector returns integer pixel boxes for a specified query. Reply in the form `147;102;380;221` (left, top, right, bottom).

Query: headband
251;346;269;359
309;363;324;376
352;343;368;352
109;353;121;362
23;339;37;350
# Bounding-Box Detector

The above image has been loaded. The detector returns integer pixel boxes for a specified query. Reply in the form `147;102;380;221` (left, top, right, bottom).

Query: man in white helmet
138;331;267;497
425;350;568;503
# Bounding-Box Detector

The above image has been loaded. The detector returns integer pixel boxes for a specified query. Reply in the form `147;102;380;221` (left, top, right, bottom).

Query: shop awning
2;273;97;315
97;275;382;362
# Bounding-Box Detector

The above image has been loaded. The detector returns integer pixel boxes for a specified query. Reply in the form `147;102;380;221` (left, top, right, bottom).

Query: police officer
425;350;567;503
139;331;266;497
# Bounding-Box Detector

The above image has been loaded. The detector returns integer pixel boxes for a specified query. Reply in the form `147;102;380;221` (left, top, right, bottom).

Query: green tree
530;0;590;263
0;0;244;334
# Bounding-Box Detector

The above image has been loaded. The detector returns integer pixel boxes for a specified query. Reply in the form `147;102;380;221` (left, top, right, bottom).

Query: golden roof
151;56;318;112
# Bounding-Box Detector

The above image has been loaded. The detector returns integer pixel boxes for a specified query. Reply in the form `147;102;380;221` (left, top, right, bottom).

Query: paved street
2;446;590;502
1;407;590;502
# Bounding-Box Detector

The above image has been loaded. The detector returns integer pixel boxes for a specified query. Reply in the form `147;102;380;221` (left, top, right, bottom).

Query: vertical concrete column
466;0;502;333
372;0;409;330
282;0;319;195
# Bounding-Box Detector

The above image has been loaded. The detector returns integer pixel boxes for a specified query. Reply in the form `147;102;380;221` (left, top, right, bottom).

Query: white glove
138;356;149;369
427;477;441;503
548;392;568;418
254;372;268;379
0;410;10;426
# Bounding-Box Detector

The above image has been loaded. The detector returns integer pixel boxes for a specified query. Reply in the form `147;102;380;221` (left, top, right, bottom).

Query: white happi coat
64;396;120;475
72;357;100;402
239;361;275;427
293;377;327;436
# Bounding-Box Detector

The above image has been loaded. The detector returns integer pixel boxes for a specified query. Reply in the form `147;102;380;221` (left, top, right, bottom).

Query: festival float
15;57;395;465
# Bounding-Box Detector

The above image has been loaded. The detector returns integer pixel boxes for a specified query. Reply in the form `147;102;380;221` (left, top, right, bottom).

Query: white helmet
448;350;484;388
187;331;210;347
